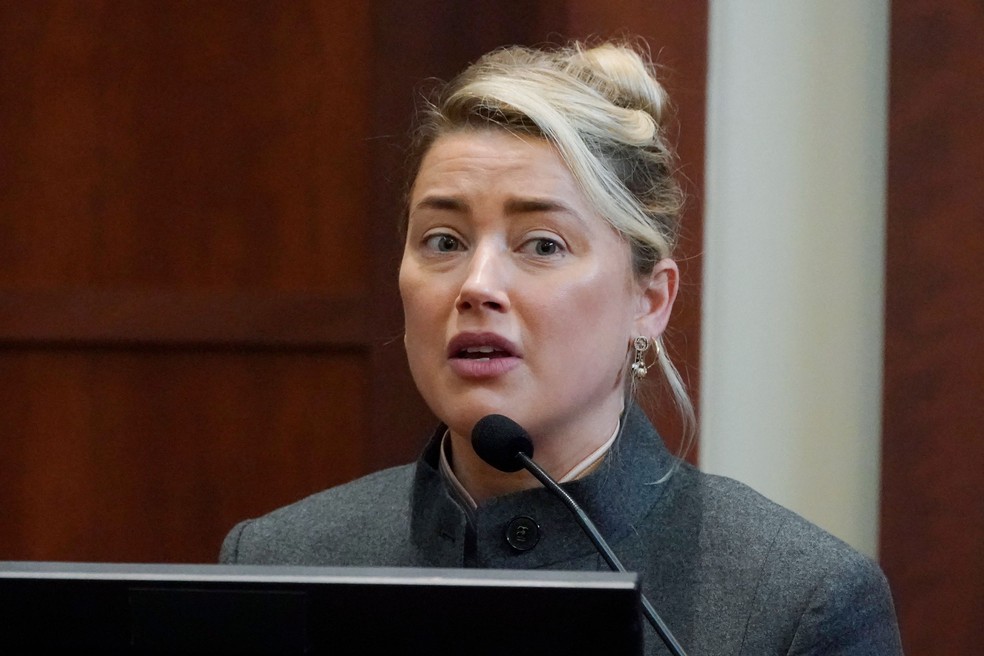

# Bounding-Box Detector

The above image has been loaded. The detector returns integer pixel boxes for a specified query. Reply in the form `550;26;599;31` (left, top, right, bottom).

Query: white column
699;1;890;557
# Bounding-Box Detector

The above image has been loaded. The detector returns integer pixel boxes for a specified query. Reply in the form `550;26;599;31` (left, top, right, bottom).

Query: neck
448;410;622;505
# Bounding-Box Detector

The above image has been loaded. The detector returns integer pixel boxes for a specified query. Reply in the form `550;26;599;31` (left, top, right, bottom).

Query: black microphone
471;414;688;656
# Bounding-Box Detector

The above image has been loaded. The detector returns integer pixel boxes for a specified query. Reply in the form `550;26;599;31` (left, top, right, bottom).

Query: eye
521;237;566;257
423;233;463;253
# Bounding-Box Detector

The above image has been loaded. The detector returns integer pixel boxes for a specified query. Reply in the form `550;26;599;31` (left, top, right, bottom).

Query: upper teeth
465;346;496;353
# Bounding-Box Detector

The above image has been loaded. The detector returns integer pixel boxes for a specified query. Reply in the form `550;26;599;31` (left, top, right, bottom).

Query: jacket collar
410;404;677;569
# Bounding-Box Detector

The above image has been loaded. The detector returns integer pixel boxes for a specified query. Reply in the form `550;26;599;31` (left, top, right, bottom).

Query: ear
633;258;679;338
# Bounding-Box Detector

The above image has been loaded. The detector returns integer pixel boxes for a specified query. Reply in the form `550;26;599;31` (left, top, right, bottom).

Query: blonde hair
407;40;695;457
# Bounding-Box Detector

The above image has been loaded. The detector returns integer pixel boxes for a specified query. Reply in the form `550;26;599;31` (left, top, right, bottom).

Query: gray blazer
221;405;903;655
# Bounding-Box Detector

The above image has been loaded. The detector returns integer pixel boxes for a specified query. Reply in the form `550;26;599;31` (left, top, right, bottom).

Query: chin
439;397;525;437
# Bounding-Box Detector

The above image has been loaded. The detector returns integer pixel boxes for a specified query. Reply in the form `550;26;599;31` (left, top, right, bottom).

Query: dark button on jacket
505;516;540;551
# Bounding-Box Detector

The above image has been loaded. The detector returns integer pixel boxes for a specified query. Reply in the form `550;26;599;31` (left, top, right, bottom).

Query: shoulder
678;465;886;591
673;465;870;567
220;464;416;566
666;466;902;653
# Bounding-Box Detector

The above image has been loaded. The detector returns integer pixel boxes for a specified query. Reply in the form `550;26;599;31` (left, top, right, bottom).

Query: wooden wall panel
0;1;377;563
0;1;371;291
0;349;367;562
882;0;984;653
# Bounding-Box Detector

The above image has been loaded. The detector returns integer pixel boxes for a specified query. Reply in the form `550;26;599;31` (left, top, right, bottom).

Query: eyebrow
412;195;583;221
504;197;578;216
412;195;466;212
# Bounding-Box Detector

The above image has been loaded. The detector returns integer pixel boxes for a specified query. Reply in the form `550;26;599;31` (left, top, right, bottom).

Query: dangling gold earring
631;336;662;380
631;336;651;379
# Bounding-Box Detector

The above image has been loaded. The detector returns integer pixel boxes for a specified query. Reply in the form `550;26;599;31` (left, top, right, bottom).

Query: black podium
0;561;644;654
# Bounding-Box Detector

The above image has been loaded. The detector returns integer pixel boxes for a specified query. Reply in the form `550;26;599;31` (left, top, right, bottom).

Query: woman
221;40;902;655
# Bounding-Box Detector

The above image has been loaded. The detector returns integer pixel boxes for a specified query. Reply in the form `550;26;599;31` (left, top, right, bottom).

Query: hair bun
572;43;670;125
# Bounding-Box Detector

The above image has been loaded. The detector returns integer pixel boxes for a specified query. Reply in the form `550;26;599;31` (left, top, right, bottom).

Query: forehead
411;130;584;200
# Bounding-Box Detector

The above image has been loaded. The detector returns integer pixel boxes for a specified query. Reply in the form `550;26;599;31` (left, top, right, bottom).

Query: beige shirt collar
438;421;620;514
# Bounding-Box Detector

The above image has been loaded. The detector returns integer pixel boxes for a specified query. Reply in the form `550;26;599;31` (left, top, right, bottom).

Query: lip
447;332;520;358
447;331;522;379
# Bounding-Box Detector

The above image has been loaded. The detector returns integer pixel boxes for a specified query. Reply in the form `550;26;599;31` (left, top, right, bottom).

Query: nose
455;243;510;313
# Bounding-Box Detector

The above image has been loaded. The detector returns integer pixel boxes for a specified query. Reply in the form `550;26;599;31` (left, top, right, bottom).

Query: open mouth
446;333;521;377
447;333;520;362
456;345;511;360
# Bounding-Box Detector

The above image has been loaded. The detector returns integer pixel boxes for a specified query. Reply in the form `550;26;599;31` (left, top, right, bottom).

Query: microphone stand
517;453;689;656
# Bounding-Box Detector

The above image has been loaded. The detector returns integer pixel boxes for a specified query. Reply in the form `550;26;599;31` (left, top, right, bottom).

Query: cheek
399;269;445;348
545;278;635;355
398;264;423;323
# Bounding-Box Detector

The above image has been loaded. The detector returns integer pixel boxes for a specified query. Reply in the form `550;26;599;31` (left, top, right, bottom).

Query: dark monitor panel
0;561;644;655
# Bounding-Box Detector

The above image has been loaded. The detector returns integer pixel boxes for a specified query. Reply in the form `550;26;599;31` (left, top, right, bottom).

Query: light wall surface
699;1;890;557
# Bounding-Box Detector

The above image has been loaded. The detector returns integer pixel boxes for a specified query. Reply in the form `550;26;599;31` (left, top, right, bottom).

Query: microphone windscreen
471;414;534;473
